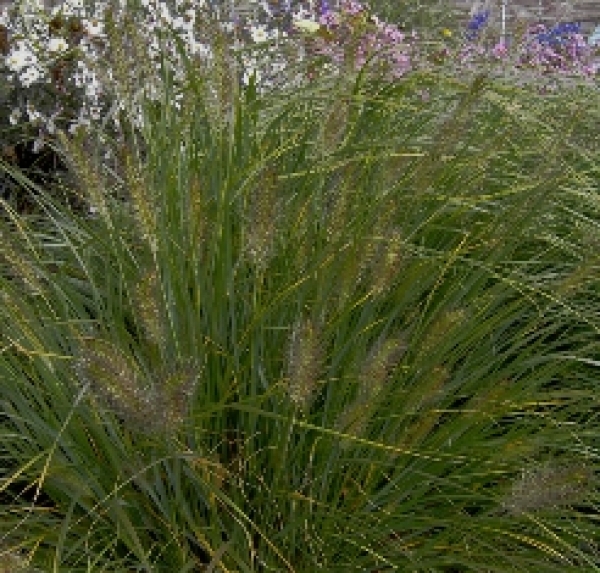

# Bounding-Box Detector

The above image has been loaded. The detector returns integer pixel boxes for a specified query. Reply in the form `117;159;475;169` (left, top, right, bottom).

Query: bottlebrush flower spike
133;270;164;346
75;337;153;432
336;336;405;448
75;337;199;434
286;317;324;412
502;462;594;516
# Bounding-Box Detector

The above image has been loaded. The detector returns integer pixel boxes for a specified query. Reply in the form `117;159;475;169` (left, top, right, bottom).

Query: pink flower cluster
1;0;598;155
511;24;598;78
307;0;416;79
414;19;598;93
284;2;597;89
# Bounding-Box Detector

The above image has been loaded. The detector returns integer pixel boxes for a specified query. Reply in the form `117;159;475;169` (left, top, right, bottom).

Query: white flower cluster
2;0;107;145
0;0;350;152
5;39;40;86
0;0;208;149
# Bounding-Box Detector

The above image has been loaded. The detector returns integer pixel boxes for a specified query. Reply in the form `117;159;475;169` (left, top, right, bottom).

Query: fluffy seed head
286;317;323;412
358;337;406;400
336;337;405;449
133;270;164;345
244;168;278;269
371;227;404;297
502;461;594;516
122;145;158;254
335;401;368;449
418;308;467;360
156;362;199;430
75;338;198;434
57;129;110;223
324;165;356;247
357;199;399;289
75;337;152;432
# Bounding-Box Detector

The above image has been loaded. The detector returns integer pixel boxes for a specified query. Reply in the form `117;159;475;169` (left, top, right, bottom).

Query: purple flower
466;10;489;40
341;0;365;16
383;24;404;44
319;11;338;28
535;22;581;47
492;42;508;59
319;0;330;15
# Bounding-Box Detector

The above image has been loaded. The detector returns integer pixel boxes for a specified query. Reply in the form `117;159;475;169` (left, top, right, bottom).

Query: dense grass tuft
1;5;599;571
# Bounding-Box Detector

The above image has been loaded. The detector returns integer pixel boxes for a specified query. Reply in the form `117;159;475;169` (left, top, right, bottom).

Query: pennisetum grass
0;1;598;571
285;315;324;413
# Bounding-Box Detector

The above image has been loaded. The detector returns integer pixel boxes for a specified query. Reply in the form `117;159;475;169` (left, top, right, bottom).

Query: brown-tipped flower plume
57;129;109;223
286;317;324;412
336;337;405;448
371;227;404;297
418;308;467;361
75;337;198;434
502;461;595;516
358;337;406;400
158;362;200;430
324;164;357;247
357;200;404;297
121;146;158;254
133;270;164;346
75;337;152;432
244;168;278;270
0;229;43;296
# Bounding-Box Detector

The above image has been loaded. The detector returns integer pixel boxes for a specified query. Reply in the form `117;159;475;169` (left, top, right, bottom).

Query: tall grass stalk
0;4;599;570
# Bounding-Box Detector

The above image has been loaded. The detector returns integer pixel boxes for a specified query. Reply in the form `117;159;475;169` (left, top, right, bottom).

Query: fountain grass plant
1;5;600;571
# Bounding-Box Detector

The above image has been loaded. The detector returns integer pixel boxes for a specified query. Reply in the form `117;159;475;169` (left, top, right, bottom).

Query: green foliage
1;11;599;572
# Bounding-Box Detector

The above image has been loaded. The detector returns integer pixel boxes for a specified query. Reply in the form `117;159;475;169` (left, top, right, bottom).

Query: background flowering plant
0;0;424;185
430;16;598;93
465;8;489;41
0;0;109;139
515;22;596;77
0;0;597;176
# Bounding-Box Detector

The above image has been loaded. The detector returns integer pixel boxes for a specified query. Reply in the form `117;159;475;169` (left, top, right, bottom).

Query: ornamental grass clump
0;3;599;570
0;0;596;185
